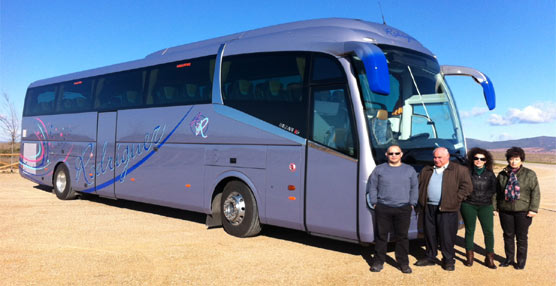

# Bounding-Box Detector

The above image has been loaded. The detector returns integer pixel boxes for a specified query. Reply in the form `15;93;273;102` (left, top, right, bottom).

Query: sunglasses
473;157;487;162
387;152;401;156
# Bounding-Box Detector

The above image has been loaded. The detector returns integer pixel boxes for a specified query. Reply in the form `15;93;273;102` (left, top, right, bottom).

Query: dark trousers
374;204;412;266
423;204;459;266
499;211;532;265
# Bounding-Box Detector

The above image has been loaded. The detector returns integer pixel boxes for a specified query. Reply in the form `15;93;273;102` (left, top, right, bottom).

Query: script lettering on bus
384;27;414;43
75;124;167;185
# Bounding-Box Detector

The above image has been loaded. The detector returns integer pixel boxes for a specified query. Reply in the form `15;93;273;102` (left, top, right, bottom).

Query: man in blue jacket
367;145;419;274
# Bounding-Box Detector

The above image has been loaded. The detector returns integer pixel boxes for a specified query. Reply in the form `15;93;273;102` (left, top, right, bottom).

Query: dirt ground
1;163;555;285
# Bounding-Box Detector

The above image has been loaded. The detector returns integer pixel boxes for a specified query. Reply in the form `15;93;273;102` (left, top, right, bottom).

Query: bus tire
221;180;261;237
53;164;77;200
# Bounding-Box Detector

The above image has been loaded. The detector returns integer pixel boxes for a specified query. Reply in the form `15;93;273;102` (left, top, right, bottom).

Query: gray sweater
367;163;419;208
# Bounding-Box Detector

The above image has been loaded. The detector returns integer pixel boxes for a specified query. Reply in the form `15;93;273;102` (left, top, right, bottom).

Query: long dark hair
467;147;494;171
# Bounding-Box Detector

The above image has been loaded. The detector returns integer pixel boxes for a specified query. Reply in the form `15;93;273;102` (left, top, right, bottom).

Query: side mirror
441;65;496;110
350;43;390;95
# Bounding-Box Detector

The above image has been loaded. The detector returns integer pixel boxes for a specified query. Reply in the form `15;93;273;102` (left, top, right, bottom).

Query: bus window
146;56;215;107
311;87;355;157
57;79;94;113
311;55;344;82
95;69;146;111
24;85;57;116
222;53;308;137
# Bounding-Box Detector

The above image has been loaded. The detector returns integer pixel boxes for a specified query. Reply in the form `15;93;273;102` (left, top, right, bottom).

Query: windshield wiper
407;66;435;125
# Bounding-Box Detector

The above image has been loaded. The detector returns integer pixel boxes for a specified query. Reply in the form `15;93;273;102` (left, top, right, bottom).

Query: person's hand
493;211;498;217
527;211;537;218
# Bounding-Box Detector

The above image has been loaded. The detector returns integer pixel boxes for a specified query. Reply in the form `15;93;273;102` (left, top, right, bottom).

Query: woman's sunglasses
473;157;487;162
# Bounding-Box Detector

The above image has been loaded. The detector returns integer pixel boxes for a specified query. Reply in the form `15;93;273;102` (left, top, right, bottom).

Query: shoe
442;264;455;271
414;258;435;266
400;265;412;274
464;250;474;267
499;258;514;267
370;263;383;272
485;253;497;269
514;261;526;270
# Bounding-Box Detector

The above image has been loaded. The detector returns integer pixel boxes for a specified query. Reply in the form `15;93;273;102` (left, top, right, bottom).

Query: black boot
500;258;514;267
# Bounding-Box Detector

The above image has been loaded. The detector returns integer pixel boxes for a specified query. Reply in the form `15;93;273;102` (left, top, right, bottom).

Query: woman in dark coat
461;147;497;268
494;147;540;270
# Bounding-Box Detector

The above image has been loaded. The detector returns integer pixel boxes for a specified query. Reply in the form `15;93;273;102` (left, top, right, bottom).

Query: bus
20;18;495;243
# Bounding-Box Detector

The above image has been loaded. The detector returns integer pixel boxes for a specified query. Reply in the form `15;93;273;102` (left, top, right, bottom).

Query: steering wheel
367;101;387;110
409;133;430;141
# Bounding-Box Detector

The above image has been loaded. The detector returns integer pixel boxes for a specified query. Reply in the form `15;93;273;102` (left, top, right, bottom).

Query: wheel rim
56;171;67;192
223;191;245;226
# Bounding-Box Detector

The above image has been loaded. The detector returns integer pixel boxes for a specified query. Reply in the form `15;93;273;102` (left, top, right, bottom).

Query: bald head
433;147;450;167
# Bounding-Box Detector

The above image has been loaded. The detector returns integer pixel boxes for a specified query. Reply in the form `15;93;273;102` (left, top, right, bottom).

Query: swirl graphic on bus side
190;112;209;138
20;118;75;178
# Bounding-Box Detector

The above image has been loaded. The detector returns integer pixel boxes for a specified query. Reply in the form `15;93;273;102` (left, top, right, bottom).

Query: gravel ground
1;163;555;285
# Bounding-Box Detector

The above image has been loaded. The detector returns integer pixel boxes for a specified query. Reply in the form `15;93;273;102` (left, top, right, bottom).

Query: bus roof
29;18;433;88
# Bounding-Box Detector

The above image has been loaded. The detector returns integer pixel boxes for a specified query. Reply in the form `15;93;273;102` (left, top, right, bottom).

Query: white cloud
460;107;489;118
488;114;512;126
488;102;556;126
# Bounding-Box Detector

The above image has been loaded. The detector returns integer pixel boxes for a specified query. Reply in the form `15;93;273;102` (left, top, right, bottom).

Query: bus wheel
221;181;261;237
53;164;77;200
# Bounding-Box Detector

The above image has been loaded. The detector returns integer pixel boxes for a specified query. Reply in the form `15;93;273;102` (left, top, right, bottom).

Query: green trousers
460;202;495;253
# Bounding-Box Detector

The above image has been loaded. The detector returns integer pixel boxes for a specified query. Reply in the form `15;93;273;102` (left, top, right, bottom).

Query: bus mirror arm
441;65;496;110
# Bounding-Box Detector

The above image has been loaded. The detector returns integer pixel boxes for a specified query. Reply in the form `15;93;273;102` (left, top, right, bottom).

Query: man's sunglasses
387;152;401;156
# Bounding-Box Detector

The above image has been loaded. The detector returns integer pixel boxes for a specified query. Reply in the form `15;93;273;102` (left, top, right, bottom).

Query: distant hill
467;136;556;152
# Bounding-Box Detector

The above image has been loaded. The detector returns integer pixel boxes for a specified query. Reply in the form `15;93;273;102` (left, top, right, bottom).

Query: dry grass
0;142;19;153
0;142;20;173
490;149;556;165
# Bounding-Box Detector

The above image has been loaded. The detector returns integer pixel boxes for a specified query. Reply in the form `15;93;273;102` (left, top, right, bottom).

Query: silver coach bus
20;18;495;243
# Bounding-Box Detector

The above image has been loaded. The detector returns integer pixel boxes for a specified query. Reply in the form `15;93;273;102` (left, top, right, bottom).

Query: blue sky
1;0;554;141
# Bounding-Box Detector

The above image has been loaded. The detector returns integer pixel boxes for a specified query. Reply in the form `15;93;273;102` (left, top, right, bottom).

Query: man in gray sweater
367;145;418;274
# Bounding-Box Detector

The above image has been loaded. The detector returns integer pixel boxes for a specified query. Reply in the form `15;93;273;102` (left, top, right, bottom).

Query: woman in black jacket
461;147;497;268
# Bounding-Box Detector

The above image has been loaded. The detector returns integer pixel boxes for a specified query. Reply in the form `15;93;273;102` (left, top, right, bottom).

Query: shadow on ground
37;187;498;271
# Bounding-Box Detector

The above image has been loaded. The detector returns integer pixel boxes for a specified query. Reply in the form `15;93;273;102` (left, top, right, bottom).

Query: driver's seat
371;109;394;145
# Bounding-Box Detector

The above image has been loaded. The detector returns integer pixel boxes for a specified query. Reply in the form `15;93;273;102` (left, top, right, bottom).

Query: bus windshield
354;45;465;166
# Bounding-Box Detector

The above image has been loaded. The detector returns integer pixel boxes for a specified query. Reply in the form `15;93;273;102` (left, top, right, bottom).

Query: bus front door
94;112;117;199
305;86;358;240
305;142;358;240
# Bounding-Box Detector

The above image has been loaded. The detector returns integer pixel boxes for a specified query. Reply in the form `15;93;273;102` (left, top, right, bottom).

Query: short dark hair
505;146;525;162
467;147;494;171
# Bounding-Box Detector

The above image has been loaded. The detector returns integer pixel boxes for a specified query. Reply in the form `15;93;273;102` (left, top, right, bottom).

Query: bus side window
311;87;355;157
24;85;57;116
222;52;308;137
147;56;214;107
95;69;145;110
57;79;94;113
312;55;344;82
